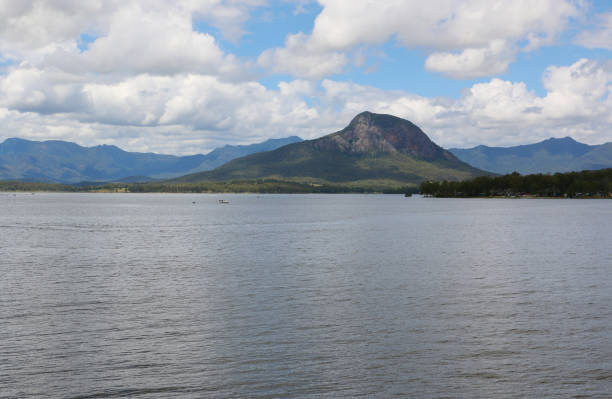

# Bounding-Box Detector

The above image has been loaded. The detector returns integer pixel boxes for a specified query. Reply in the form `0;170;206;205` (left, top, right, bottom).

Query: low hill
0;136;301;183
174;112;487;188
449;137;612;175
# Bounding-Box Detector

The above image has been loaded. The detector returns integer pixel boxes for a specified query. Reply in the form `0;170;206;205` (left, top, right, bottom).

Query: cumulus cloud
0;1;609;156
188;0;267;42
0;70;331;154
52;4;244;78
0;1;111;55
258;32;347;79
575;12;612;50
0;66;88;114
0;0;264;48
261;0;581;79
0;0;261;77
1;58;610;154
540;58;612;120
425;40;516;79
311;58;612;148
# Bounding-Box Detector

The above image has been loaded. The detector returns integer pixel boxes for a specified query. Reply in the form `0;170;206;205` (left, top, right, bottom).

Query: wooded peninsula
419;168;612;198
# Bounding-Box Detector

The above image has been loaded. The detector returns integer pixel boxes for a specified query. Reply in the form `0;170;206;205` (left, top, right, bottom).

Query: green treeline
1;179;419;194
6;169;611;196
419;168;612;198
0;181;79;192
124;180;417;194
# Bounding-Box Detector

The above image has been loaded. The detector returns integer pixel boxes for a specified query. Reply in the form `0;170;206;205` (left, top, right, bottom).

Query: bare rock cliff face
313;112;455;161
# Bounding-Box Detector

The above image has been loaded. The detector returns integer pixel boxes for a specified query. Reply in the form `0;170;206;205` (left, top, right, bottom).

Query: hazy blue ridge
0;136;302;184
193;136;303;172
449;137;612;174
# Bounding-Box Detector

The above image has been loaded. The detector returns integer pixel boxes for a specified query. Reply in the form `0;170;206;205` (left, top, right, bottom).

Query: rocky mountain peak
314;111;454;161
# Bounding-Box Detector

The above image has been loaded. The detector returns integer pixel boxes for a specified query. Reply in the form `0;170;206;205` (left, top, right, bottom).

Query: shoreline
3;190;610;198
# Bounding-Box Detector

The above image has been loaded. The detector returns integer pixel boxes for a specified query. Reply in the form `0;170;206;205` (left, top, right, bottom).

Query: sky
0;0;611;155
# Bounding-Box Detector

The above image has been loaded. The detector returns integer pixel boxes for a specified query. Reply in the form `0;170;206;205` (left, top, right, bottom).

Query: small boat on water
218;199;230;204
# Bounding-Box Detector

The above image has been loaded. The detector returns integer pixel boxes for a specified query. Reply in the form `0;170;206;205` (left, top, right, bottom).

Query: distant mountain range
194;136;303;172
174;112;486;187
2;118;610;186
449;137;612;175
0;136;301;183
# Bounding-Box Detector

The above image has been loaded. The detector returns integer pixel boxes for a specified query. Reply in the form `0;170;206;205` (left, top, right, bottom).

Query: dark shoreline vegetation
2;169;611;197
419;168;612;198
0;179;419;194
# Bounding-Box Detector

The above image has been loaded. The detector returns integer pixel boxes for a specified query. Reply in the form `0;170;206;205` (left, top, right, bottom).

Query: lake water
1;193;611;398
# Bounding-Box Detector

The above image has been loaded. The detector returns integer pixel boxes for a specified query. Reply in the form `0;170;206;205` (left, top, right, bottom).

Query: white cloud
258;32;347;79
541;58;612;119
425;40;515;79
62;4;243;78
0;1;609;156
2;59;610;154
278;79;315;97
575;12;612;50
0;71;329;154
316;58;612;148
0;1;110;50
457;79;540;123
0;0;261;77
0;0;264;49
0;66;87;114
262;0;581;79
80;74;323;134
187;0;267;42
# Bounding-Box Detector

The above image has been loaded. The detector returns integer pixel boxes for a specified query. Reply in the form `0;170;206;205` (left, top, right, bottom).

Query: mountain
195;136;302;172
0;138;203;183
0;136;302;183
174;112;487;188
449;137;612;175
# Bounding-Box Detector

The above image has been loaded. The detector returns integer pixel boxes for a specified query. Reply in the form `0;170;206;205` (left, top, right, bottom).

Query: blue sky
0;1;611;154
210;1;611;98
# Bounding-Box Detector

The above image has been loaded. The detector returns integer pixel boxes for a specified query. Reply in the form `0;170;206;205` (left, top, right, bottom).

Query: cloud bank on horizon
0;0;610;154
